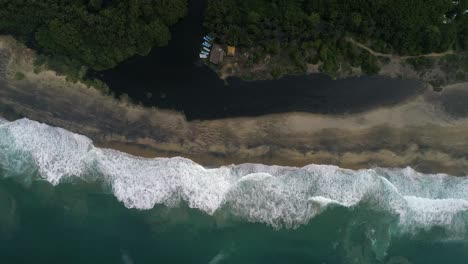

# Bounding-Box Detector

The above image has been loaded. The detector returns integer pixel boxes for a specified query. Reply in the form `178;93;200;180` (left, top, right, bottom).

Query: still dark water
90;0;425;120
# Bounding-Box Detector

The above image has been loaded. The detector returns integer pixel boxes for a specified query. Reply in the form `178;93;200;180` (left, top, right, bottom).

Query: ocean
0;117;467;263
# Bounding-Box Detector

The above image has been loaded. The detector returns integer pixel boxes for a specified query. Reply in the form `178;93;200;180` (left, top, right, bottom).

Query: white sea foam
208;249;230;264
121;250;134;264
401;196;468;234
0;119;94;184
0;117;7;124
1;118;468;234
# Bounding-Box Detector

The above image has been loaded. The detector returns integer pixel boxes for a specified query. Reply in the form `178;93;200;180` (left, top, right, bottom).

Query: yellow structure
227;46;236;56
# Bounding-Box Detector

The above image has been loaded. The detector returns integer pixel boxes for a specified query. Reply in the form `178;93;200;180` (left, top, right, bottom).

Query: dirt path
346;37;455;61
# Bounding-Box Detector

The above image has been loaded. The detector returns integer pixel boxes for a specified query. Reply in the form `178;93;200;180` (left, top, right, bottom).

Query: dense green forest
205;0;468;75
0;0;187;71
0;0;466;81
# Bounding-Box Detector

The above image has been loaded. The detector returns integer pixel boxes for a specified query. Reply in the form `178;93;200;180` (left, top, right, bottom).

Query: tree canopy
205;0;467;54
0;0;187;70
204;0;468;77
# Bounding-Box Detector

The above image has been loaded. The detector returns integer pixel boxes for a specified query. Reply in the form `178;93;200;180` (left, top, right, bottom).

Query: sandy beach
1;36;468;175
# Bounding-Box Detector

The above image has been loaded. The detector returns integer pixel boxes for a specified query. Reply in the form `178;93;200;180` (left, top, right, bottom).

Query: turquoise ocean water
0;117;467;264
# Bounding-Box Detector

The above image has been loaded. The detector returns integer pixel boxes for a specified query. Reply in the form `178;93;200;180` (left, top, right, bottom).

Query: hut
209;44;225;65
227;46;236;56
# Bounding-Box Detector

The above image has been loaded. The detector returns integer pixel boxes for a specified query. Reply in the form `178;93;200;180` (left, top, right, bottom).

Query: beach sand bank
1;72;468;175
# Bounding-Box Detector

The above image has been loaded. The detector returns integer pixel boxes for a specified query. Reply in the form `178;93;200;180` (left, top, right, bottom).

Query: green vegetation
440;54;468;76
205;0;468;77
1;0;467;83
406;57;435;71
0;0;187;72
14;72;25;80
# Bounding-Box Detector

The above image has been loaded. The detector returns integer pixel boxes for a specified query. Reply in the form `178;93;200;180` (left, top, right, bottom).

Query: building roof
209;44;224;65
227;46;236;56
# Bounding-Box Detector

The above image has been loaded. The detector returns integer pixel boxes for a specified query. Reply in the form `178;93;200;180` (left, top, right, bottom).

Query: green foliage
361;52;379;75
350;12;362;29
271;66;283;79
0;0;188;71
440;54;468;73
205;0;467;77
33;53;88;83
14;72;25;80
343;42;362;67
205;0;462;55
455;71;466;81
406;57;435;71
265;40;281;55
88;0;103;11
457;11;468;50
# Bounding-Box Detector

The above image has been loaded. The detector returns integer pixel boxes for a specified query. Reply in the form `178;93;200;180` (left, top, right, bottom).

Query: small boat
200;51;209;55
203;47;210;52
203;36;213;43
202;42;211;48
199;54;208;59
204;35;214;41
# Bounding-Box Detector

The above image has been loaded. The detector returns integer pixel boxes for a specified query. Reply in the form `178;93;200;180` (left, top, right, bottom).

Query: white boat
199;54;208;59
203;47;210;52
202;42;211;48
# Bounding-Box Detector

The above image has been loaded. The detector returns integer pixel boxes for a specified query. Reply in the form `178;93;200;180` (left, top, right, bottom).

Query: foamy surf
1;117;468;238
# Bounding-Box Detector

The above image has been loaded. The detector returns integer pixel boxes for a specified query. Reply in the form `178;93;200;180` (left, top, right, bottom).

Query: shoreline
212;49;468;89
96;137;468;176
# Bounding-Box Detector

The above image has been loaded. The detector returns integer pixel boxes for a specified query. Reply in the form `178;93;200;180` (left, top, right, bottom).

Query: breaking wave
1;118;468;238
